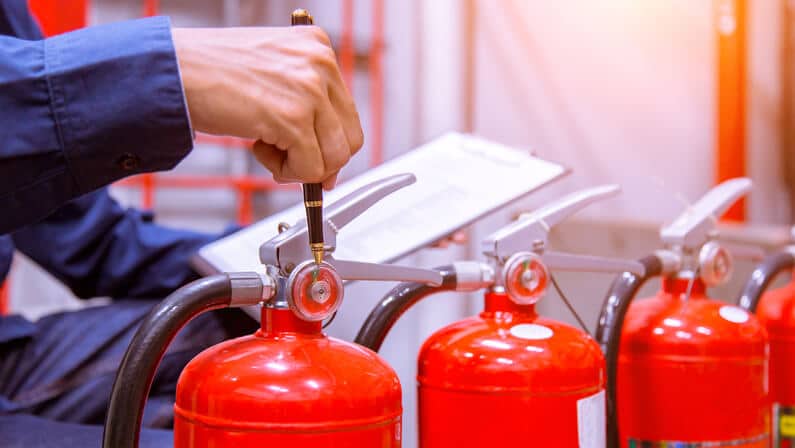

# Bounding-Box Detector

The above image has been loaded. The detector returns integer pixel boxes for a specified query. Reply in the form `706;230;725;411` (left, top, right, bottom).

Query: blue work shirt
0;1;219;342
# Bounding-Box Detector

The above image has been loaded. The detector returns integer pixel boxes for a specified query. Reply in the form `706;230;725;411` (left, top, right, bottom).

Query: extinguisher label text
775;403;795;446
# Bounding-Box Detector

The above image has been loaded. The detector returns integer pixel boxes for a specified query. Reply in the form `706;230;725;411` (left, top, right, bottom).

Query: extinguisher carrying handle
482;184;621;259
737;247;795;312
260;173;416;271
660;177;752;250
595;255;664;448
102;272;271;448
355;261;493;352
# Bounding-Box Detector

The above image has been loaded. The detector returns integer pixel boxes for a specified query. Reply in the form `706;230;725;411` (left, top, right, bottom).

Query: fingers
325;67;364;157
252;141;297;183
323;171;339;190
312;96;350;188
255;139;341;189
303;26;364;164
251;26;362;188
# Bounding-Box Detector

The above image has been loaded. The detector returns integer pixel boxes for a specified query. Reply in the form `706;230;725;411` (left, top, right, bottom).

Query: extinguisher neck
261;307;323;335
662;276;706;297
482;290;538;317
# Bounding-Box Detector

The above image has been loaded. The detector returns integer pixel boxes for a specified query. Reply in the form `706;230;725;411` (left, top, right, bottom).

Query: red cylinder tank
757;278;795;447
618;277;769;447
418;291;605;448
174;307;402;447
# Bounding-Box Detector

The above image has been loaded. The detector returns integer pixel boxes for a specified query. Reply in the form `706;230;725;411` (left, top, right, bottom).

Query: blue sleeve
0;16;193;235
11;189;216;299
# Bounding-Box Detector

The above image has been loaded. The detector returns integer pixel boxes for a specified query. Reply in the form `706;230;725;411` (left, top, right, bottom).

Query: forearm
12;189;224;299
0;17;192;234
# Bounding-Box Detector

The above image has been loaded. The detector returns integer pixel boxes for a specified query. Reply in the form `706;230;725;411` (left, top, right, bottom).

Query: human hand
172;26;363;189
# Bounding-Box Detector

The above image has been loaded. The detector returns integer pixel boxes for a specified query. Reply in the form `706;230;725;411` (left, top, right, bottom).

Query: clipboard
191;132;568;277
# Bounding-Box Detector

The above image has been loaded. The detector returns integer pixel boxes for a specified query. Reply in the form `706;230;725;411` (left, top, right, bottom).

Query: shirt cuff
44;16;194;196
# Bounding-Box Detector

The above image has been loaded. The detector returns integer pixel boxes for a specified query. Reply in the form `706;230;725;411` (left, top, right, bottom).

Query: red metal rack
715;0;747;222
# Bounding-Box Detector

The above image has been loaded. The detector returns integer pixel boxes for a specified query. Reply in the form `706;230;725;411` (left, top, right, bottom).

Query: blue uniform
0;2;256;445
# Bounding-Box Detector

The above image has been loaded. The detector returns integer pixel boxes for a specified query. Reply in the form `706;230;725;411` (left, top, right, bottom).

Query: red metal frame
0;280;8;315
715;0;747;221
340;0;355;90
142;0;159;17
28;0;88;36
369;0;384;166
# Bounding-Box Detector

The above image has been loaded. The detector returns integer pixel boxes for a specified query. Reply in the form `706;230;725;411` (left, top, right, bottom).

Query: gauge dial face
288;261;344;321
699;241;733;287
504;252;549;305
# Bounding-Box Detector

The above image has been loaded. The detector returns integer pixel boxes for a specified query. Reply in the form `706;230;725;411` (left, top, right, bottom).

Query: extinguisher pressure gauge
658;178;753;282
287;260;344;322
698;241;733;287
503;252;549;305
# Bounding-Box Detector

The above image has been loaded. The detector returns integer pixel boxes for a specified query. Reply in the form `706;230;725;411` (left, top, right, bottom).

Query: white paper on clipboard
191;132;568;276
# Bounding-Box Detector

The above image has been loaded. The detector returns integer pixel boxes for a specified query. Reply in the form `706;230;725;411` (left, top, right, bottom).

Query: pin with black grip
291;8;324;267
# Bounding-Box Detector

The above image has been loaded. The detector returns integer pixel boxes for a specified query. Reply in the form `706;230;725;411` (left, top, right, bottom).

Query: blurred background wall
7;1;793;446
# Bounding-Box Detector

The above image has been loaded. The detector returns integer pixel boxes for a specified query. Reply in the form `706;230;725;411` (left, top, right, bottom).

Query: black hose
737;250;795;312
355;266;457;352
102;274;233;448
595;255;663;448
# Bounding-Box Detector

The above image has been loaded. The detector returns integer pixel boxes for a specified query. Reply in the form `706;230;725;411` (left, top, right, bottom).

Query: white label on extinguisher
509;323;553;340
719;305;749;324
577;390;606;448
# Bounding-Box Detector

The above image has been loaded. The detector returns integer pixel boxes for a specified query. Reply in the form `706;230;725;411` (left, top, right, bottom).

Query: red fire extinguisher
736;227;795;447
356;185;645;447
102;173;444;448
595;177;770;448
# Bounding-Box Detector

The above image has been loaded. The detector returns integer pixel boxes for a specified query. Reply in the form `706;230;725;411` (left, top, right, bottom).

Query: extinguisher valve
482;184;645;305
660;178;752;250
658;177;753;282
259;173;441;285
257;173;445;321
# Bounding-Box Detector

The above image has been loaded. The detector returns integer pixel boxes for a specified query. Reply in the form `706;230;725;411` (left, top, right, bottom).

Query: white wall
472;0;789;225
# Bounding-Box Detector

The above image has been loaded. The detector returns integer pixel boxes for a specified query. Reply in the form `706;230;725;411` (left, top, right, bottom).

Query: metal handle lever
330;258;443;286
324;173;415;230
529;184;621;230
483;184;621;258
260;173;417;268
542;251;646;276
661;178;752;249
721;242;766;262
716;223;794;250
